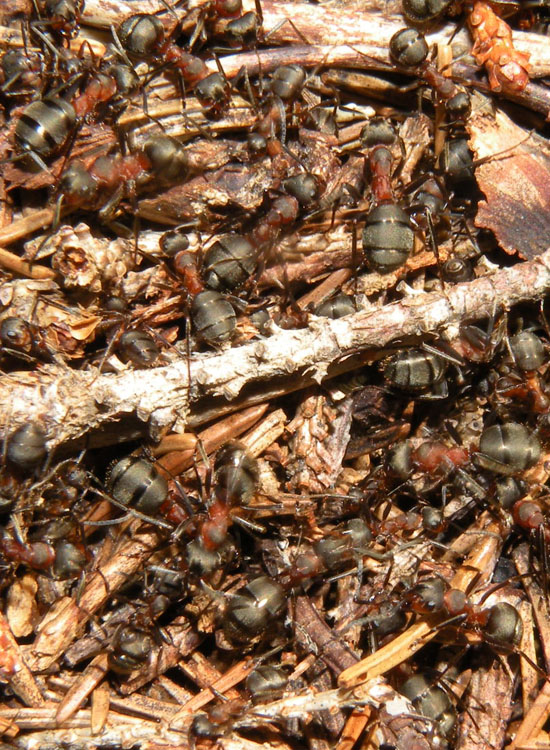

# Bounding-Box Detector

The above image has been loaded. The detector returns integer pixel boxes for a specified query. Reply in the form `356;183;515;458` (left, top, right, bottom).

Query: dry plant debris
0;0;549;749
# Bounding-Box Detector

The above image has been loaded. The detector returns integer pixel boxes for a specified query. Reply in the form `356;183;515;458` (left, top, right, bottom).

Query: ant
389;28;471;122
358;118;414;274
203;574;286;648
115;12;233;115
405;575;524;651
163;245;238;346
55;133;189;224
165;174;321;343
31;0;85;41
475;421;541;477
0;316;59;368
13;55;141;169
0;529;87;580
0;48;44;106
190;441;261;555
186;0;265;51
4;421;48;476
102;441;261;580
494;329;550;414
400;671;458;744
0;531;56;571
108;623;156;674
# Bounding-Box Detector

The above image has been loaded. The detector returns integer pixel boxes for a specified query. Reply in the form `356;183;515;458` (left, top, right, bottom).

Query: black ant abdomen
390;28;429;68
191;290;237;346
214;441;259;505
476;422;541;475
484;601;523;644
53;540;87;580
441;257;473;283
15;96;76;160
223;575;286;642
282;173;321;207
402;0;452;23
118;14;165;58
269;64;306;101
509;330;545;372
245;665;288;703
441;139;474;184
106;456;169;514
384;349;447;391
117;330;160;368
202;235;257;292
315;293;356;319
400;672;457;741
7;422;48;473
362;204;414;273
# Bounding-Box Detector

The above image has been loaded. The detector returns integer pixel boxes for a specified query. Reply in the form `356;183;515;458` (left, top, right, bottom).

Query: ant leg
262;16;309;45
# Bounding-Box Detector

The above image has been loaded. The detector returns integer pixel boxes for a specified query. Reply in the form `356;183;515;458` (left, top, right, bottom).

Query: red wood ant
57;134;189;221
13;59;140;169
116;13;232;114
359;118;414;274
405;575;523;646
494;329;550;414
389;28;471;120
0;533;56;571
165;174;320;343
31;0;84;41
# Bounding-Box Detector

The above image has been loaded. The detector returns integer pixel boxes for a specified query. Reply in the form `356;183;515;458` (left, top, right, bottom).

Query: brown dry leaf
468;99;550;260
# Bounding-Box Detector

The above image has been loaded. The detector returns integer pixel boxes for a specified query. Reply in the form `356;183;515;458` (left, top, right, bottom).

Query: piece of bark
456;655;515;750
469;100;550;261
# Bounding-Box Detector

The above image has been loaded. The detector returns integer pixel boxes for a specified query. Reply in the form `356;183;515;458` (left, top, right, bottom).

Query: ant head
59;160;98;206
141;135;189;183
118;14;165;57
360;117;398;149
269;65;306;101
